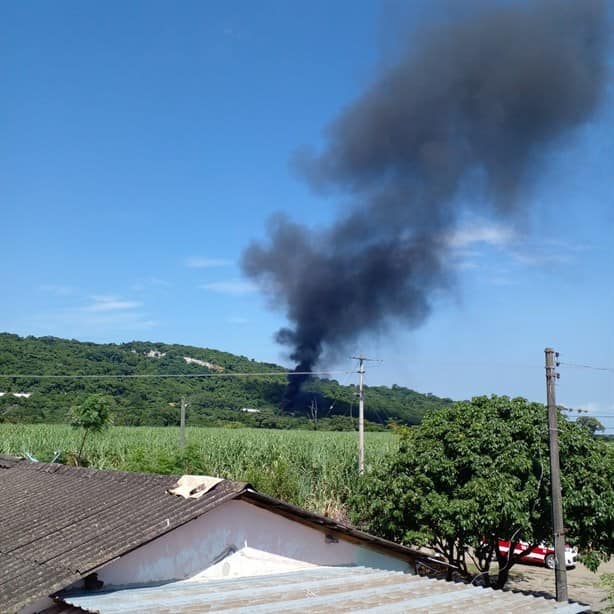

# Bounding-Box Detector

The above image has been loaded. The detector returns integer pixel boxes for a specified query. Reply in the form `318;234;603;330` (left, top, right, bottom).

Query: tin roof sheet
0;457;422;614
59;566;588;613
0;457;246;613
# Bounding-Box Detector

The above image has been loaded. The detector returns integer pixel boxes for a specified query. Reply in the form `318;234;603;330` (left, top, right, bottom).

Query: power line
559;361;614;373
561;415;614;422
1;360;611;379
0;370;353;380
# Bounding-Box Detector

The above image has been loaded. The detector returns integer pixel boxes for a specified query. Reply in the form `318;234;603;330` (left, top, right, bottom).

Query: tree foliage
0;333;451;429
352;395;613;587
68;393;113;463
575;415;605;436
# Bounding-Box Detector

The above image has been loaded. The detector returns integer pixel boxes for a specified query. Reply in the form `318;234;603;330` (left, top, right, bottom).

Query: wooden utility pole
180;396;186;453
545;348;568;602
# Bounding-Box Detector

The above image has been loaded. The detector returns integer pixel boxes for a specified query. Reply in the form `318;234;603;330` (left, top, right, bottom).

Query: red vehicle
497;539;577;569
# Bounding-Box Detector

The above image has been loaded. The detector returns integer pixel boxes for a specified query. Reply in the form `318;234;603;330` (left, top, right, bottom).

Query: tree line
0;333;451;429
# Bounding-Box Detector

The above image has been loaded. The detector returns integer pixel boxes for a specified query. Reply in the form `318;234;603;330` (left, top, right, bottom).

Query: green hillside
0;333;452;430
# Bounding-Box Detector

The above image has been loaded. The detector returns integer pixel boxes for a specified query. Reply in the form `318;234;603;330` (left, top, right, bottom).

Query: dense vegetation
0;423;396;519
2;399;610;589
0;333;452;429
352;396;614;586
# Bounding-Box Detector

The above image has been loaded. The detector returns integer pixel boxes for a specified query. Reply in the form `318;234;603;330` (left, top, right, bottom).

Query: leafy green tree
351;395;613;587
68;394;114;463
0;333;450;429
575;415;605;436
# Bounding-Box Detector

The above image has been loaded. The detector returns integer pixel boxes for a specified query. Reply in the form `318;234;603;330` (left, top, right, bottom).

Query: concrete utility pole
352;354;378;474
180;396;187;453
357;357;365;474
545;348;568;602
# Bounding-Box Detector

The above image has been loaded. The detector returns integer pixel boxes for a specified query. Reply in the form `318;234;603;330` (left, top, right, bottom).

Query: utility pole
545;348;568;602
357;357;365;474
180;396;187;454
309;399;318;431
352;354;378;474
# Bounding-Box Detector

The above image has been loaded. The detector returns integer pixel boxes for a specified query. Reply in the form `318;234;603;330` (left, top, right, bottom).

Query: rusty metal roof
58;566;588;613
0;457;425;614
0;457;246;613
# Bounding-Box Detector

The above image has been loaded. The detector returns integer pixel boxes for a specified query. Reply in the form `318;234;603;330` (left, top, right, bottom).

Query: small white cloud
186;257;232;269
201;281;257;296
84;296;142;312
447;224;515;248
510;237;590;268
450;258;479;271
227;316;249;325
39;284;75;296
223;27;242;40
132;277;170;292
510;249;569;267
489;276;517;286
27;306;157;338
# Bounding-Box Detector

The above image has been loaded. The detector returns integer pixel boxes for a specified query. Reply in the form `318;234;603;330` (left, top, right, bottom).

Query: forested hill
0;333;453;430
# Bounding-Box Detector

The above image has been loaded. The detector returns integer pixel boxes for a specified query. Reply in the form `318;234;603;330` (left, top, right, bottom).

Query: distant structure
0;392;32;398
183;356;224;372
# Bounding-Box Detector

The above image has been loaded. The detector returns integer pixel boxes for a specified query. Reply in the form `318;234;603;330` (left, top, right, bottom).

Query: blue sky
1;1;613;431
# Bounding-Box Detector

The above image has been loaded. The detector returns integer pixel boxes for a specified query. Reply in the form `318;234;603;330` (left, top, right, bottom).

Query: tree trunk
77;429;89;465
495;550;512;587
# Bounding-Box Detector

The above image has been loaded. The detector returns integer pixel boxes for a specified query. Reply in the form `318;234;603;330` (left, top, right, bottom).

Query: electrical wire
559;361;614;373
1;360;610;379
0;370;353;380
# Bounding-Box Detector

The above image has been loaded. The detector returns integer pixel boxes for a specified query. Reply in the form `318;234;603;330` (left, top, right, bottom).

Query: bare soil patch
505;558;613;612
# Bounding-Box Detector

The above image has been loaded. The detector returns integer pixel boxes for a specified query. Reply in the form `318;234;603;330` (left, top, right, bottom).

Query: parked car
497;539;577;569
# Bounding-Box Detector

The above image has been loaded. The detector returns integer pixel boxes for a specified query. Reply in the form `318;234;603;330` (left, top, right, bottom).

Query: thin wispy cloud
509;236;592;268
447;223;515;249
227;316;249;325
510;249;570;267
447;225;588;275
223;26;243;41
84;296;142;312
27;303;157;339
489;276;518;286
451;260;479;272
132;277;171;292
201;281;256;296
39;284;75;297
185;257;232;269
74;310;157;329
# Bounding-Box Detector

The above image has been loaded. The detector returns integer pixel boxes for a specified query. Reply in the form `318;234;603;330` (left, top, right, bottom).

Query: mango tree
352;395;613;587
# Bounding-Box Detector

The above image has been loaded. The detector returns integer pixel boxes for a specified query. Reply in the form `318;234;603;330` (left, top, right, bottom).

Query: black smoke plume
242;0;609;410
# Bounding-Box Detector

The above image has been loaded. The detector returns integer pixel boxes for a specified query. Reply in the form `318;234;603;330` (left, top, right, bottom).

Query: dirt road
506;558;613;612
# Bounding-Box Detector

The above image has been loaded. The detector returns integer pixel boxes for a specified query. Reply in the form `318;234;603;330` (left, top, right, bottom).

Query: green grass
0;424;397;517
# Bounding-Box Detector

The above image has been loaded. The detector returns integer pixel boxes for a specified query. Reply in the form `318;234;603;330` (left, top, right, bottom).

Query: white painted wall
94;499;411;587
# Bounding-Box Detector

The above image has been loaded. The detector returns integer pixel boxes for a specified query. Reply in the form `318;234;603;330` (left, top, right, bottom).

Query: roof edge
239;490;421;562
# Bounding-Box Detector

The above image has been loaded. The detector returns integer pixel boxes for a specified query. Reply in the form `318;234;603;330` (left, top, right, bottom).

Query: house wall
94;499;411;587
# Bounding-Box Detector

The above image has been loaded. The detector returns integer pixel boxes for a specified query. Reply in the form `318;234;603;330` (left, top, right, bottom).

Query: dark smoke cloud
242;0;609;408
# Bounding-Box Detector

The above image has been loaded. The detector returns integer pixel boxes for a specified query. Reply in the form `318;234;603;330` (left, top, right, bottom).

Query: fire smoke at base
241;0;609;409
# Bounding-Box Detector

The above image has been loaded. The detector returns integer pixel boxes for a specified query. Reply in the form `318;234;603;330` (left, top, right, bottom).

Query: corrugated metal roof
59;566;588;613
0;457;246;613
0;457;423;614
